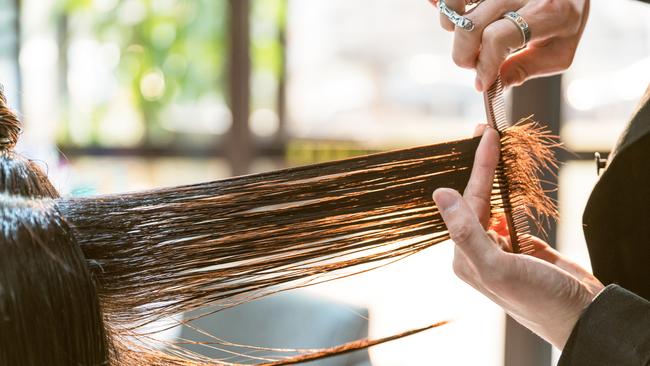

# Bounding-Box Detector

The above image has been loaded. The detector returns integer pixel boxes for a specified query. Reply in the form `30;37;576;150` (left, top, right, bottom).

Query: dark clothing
558;17;650;362
558;285;650;366
582;85;650;301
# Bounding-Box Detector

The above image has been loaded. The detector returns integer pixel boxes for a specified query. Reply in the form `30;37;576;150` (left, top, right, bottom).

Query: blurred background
1;0;649;365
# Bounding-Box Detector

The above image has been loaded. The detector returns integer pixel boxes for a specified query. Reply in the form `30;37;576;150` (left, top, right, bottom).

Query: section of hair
61;121;557;336
490;119;559;253
0;194;109;365
104;321;447;366
61;137;480;326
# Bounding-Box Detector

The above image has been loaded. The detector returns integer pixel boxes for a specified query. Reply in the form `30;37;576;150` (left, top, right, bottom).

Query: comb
483;76;534;254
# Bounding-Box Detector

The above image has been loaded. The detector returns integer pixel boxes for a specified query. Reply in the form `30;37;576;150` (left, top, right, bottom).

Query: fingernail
432;188;460;213
475;76;483;92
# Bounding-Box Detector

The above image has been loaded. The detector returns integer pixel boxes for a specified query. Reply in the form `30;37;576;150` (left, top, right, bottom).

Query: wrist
555;282;604;350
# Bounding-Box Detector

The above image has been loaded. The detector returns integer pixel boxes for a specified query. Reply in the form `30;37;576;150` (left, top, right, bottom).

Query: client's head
0;88;109;365
0;195;109;365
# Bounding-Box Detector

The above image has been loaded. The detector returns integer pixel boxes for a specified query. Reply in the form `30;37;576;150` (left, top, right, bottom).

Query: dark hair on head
0;195;109;365
0;87;110;365
0;152;59;198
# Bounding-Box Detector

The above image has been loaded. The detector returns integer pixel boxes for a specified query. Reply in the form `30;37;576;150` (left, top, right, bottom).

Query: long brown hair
0;87;556;365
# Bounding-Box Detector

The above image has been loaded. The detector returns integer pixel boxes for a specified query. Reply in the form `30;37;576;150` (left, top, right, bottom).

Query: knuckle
561;5;582;34
449;222;473;245
452;51;476;69
539;0;581;33
539;0;563;17
481;24;501;48
565;2;581;22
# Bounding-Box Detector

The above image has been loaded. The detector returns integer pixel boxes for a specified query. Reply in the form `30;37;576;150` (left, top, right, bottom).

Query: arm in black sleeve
558;284;650;366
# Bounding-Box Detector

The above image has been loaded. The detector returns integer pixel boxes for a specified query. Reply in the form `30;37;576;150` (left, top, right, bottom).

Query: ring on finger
439;0;475;31
502;11;531;50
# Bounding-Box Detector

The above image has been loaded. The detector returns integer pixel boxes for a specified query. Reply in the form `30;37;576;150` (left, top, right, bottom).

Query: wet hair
0;195;109;365
0;89;109;364
0;87;555;364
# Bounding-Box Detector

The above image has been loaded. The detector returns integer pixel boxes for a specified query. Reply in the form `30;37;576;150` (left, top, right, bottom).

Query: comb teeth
483;77;509;133
484;76;531;254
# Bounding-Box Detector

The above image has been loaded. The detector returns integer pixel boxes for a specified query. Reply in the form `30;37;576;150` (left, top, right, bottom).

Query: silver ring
503;11;531;49
439;0;474;31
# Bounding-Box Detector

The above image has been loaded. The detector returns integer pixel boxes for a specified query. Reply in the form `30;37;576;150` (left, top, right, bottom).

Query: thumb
432;188;498;263
500;43;571;87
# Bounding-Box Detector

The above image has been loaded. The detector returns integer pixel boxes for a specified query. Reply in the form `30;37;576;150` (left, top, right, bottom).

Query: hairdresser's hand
429;0;590;91
432;125;604;349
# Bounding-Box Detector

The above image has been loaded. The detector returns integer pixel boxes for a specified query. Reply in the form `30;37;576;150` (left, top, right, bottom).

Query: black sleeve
558;285;650;366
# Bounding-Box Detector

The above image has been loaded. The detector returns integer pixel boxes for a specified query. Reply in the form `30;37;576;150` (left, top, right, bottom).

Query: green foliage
58;0;285;147
58;0;228;146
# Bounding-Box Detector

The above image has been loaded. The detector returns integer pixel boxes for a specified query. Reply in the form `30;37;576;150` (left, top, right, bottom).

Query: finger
473;123;487;137
475;18;524;90
517;0;587;40
475;3;568;91
526;237;593;280
451;0;526;69
432;188;500;263
463;127;500;227
439;0;466;32
500;39;575;87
